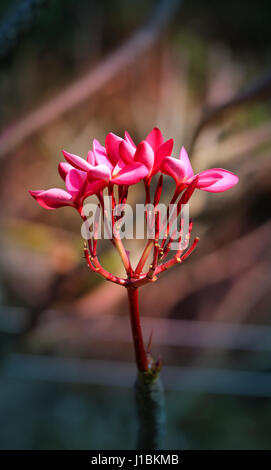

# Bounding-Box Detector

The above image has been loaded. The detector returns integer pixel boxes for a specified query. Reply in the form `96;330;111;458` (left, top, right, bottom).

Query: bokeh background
0;0;271;449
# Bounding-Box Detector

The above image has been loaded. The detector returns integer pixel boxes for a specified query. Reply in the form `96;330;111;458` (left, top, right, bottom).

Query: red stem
127;287;148;372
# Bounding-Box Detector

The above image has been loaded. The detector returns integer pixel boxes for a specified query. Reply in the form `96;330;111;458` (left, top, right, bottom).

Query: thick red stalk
127;287;148;372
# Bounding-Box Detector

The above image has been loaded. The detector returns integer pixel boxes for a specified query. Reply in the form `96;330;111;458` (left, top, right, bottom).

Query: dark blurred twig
189;67;271;154
0;0;181;158
192;120;271;165
0;0;50;58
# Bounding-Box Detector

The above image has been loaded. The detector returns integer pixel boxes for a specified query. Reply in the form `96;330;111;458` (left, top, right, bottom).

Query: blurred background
0;0;271;450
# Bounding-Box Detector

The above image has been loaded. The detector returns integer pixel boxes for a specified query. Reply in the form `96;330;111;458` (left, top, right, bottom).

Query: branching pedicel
30;127;238;448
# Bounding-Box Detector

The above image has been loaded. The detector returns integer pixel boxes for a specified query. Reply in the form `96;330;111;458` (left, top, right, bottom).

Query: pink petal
124;131;136;148
112;162;148;185
62;150;92;172
161;157;187;185
87;150;95;165
87;164;111;182
195;168;239;192
190;173;220;189
152;138;174;175
92;138;111;167
58;162;73;180
65;169;87;197
29;188;73;210
93;138;106;154
84;180;108;198
119;140;136;164
105;132;122;165
134;141;154;175
146;127;164;152
180;146;194;179
92;143;113;170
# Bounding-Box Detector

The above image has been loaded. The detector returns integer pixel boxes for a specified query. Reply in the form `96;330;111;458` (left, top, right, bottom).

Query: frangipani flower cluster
29;126;239;287
30;127;238;212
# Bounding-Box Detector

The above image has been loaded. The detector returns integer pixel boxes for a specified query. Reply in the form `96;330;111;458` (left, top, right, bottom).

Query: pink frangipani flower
29;188;73;210
161;146;239;193
145;127;174;177
29;160;106;210
117;127;174;180
87;128;174;185
63;136;149;187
